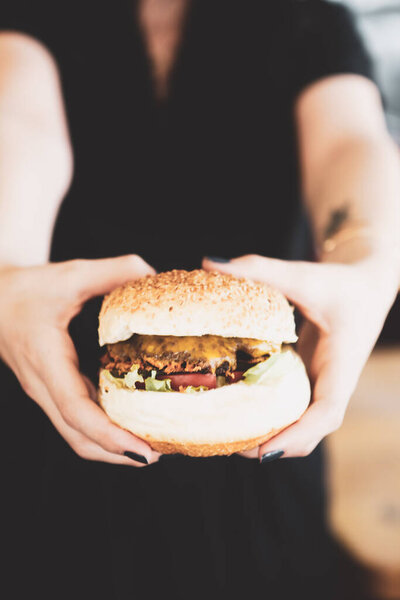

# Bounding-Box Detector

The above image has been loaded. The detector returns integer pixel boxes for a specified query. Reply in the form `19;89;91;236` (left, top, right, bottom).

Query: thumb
65;254;156;301
203;255;332;326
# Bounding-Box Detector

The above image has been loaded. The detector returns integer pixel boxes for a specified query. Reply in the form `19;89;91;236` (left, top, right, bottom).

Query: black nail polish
260;450;284;464
206;256;230;263
124;451;148;464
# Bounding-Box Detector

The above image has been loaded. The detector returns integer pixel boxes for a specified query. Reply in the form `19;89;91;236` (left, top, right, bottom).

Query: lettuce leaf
104;354;299;394
124;367;144;389
144;371;172;392
102;369;125;389
103;366;143;389
243;351;297;385
216;376;227;388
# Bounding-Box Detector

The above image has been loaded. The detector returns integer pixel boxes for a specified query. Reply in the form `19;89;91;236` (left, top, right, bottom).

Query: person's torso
50;0;303;264
38;0;306;376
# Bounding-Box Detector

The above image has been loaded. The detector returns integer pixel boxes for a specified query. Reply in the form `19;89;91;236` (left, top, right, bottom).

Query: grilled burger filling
101;334;281;391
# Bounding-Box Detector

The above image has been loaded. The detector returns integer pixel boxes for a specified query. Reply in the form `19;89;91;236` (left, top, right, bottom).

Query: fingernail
260;450;284;464
205;256;231;263
124;451;149;465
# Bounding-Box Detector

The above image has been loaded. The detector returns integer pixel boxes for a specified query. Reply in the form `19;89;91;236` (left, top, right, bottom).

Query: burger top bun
98;269;297;345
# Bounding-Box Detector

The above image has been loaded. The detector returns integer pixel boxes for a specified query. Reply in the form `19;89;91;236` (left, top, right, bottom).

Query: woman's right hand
0;255;160;467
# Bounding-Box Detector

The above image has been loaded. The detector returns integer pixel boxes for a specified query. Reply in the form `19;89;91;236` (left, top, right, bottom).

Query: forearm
0;118;72;267
0;33;73;268
304;136;400;277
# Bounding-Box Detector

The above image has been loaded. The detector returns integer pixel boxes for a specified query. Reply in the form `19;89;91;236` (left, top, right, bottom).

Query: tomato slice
161;373;217;391
158;372;245;391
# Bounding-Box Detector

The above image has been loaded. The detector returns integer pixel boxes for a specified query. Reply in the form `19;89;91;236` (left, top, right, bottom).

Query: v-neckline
126;0;196;109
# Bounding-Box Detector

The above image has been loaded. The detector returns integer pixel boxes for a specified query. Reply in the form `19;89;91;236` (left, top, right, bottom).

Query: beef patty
102;334;280;376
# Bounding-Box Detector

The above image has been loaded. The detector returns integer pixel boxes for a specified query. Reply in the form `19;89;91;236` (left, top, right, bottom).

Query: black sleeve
284;0;375;98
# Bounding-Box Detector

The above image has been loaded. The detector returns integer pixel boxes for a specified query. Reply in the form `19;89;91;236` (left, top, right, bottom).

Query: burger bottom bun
142;428;289;457
98;349;311;457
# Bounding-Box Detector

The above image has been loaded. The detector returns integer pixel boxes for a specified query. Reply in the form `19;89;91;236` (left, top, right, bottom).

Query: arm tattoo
323;203;350;241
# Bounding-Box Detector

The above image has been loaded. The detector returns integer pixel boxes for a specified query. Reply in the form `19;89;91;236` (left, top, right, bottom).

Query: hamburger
97;269;310;457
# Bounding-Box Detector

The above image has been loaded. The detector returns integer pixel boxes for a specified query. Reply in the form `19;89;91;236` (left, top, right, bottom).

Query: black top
0;2;373;599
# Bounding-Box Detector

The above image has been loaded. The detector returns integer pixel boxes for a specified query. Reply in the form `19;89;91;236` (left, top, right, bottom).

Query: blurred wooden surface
327;346;400;599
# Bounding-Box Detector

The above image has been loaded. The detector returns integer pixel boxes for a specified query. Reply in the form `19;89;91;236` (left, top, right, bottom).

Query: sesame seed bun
98;349;310;456
98;269;297;345
97;270;310;456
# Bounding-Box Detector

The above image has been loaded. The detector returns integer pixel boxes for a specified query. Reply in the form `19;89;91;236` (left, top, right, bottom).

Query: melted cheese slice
110;335;280;362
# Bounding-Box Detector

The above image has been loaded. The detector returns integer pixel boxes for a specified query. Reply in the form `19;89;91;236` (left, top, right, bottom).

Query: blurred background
326;3;400;599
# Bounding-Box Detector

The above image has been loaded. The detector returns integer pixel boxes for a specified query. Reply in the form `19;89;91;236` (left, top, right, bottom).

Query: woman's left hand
203;254;399;460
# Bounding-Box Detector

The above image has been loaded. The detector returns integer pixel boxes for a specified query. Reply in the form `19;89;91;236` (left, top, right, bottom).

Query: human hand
0;255;160;466
203;254;399;461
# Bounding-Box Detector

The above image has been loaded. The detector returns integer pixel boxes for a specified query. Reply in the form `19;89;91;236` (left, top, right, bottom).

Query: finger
203;255;340;328
60;254;156;304
258;346;357;460
257;403;332;460
44;391;155;466
79;375;161;464
82;374;98;401
50;407;160;467
21;367;157;466
80;444;160;466
237;447;259;460
41;337;157;464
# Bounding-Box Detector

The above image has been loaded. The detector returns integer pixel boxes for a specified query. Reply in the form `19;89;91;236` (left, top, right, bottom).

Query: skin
202;253;399;460
0;32;160;467
138;0;188;99
1;1;400;466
